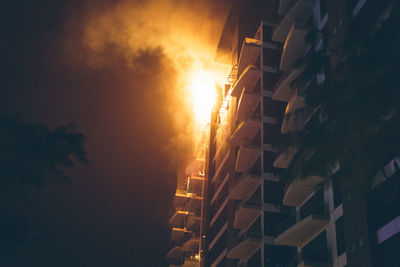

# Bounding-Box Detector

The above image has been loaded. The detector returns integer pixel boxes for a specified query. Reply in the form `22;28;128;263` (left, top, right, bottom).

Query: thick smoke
63;0;231;168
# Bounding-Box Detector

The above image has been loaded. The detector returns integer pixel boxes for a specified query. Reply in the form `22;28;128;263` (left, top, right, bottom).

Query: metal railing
228;64;238;85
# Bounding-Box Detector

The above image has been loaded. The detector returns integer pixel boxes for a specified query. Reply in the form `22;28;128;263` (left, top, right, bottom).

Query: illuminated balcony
182;236;200;252
272;67;303;101
281;88;306;134
183;257;200;267
169;210;190;226
185;159;205;177
237;38;262;76
272;0;315;42
227;232;262;260
234;202;262;230
273;147;296;169
235;140;262;173
171;227;191;243
283;176;324;207
231;65;261;98
237;88;261;122
275;211;329;248
230;118;261;146
229;173;261;200
169;210;200;228
174;190;202;210
280;21;310;72
187;175;204;194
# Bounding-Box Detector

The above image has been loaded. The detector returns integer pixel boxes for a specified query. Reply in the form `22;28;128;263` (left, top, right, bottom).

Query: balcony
279;21;310;72
171;227;191;242
229;173;262;200
237;89;261;122
184;196;202;212
281;88;307;134
230;118;261;146
272;67;303;101
231;65;261;98
166;246;182;261
182;235;200;252
283;176;324;207
182;257;200;267
186;214;201;229
169;210;190;226
234;202;262;230
288;251;332;267
185;159;204;177
187;175;204;194
227;232;262;260
285;87;306;114
274;209;329;248
174;191;202;210
273;147;296;169
272;0;315;42
235;139;262;173
237;38;262;76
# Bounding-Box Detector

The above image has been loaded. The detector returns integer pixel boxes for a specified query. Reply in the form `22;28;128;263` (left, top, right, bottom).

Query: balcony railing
273;146;297;169
234;201;262;230
230;118;261;146
235;138;262;173
272;0;315;42
280;20;310;72
274;204;329;248
227;231;262;260
229;173;262;200
236;88;261;122
272;67;304;102
283;175;324;207
237;38;262;76
231;65;261;98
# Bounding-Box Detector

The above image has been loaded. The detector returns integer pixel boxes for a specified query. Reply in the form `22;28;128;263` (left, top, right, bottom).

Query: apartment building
167;0;400;266
167;158;205;267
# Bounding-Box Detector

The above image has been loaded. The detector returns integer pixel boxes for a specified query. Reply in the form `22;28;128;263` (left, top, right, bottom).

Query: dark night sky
0;1;230;266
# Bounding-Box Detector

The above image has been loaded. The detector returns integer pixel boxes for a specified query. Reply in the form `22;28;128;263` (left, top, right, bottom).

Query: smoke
62;0;231;169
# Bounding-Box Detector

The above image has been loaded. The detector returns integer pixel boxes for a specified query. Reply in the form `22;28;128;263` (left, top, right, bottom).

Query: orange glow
187;69;217;125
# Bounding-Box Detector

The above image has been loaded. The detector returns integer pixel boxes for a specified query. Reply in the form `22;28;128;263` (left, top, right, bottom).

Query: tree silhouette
0;114;88;263
0;114;88;197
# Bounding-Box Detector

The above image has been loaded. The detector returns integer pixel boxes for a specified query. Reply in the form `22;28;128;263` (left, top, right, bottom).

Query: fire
187;69;217;125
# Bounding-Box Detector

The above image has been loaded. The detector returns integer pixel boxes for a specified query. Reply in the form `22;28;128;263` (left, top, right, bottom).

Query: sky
0;0;231;266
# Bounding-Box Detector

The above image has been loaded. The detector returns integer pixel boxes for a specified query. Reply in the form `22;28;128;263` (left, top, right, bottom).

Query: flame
187;68;217;125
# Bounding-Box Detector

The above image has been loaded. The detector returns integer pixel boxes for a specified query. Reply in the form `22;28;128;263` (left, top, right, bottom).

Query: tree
0;114;88;263
0;114;88;197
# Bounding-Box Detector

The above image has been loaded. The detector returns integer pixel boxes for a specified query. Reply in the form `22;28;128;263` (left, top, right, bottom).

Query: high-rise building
167;0;400;266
